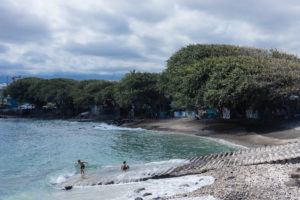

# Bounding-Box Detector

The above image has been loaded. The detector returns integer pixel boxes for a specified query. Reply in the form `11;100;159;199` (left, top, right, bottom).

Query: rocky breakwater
157;141;300;178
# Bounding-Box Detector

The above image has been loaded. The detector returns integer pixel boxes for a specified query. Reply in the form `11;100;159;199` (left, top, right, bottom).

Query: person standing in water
121;161;129;171
76;160;88;176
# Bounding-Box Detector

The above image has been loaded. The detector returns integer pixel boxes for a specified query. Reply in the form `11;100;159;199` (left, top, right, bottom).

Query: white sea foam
52;175;215;200
50;171;76;185
208;137;248;149
56;176;67;184
55;159;190;188
93;123;143;131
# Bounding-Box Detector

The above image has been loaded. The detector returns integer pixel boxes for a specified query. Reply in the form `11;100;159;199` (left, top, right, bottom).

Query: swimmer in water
76;160;88;176
121;161;130;171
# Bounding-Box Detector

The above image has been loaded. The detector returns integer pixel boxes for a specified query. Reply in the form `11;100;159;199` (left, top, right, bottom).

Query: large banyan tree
163;44;300;118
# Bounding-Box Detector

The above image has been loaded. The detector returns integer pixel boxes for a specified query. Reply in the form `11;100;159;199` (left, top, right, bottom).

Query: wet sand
125;118;300;148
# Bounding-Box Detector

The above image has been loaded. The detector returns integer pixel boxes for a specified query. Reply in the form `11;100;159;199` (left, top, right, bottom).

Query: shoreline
124;118;300;148
2;115;300;148
2;116;300;199
125;118;300;199
3;115;300;148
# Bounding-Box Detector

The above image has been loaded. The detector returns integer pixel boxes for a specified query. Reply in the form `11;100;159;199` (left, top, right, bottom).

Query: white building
0;83;7;89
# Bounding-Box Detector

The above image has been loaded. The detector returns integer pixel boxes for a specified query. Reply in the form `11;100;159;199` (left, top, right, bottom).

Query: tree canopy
177;57;300;111
73;80;116;106
163;44;300;116
3;44;300;119
114;71;166;116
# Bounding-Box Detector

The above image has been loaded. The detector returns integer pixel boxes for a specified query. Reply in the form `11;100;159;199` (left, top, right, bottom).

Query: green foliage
3;77;45;107
4;78;79;114
4;77;117;115
171;56;300;114
164;44;300;115
270;48;299;61
40;78;79;110
3;44;300;119
166;44;298;73
115;71;165;114
73;80;116;106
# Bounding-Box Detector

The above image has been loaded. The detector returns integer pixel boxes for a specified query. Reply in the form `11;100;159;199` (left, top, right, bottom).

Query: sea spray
49;171;76;185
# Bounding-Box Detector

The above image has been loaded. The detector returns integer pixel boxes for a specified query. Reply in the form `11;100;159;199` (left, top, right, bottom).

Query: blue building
0;96;19;109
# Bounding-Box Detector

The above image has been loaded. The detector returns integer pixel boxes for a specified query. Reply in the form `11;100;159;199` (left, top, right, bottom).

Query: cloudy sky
0;0;300;82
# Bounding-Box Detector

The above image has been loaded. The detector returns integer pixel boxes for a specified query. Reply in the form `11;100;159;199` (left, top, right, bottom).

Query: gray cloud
140;36;169;56
0;1;51;44
64;6;131;35
0;44;8;53
111;0;172;23
0;61;29;74
182;0;300;34
23;51;49;64
1;0;300;80
65;41;145;60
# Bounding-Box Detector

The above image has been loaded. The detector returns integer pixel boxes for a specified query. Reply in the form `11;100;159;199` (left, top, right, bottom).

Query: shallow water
52;175;217;200
0;118;236;200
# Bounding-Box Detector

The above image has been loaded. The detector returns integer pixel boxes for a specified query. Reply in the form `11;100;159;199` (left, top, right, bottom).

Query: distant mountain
0;73;124;84
36;73;124;81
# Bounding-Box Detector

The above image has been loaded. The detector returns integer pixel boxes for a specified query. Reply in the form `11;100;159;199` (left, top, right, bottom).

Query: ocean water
0;118;235;200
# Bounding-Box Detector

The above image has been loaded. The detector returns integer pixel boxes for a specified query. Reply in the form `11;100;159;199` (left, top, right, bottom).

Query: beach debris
225;176;235;181
64;186;72;190
143;192;152;197
179;184;190;187
290;168;300;179
287;168;300;186
104;180;114;185
134;187;146;193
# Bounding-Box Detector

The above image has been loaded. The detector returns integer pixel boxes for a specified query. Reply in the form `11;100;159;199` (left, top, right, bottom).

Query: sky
1;0;300;82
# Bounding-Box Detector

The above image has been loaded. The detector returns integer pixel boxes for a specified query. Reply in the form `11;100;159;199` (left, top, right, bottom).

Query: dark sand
125;118;300;148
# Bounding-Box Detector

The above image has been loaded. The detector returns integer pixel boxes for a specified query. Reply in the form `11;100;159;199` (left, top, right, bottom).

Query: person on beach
121;161;129;171
76;160;88;176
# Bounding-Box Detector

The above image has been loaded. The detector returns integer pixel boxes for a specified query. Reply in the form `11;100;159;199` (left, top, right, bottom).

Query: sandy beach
125;118;300;199
126;118;300;148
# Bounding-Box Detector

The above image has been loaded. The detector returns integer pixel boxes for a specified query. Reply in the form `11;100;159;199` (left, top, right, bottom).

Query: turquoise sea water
0;118;236;200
